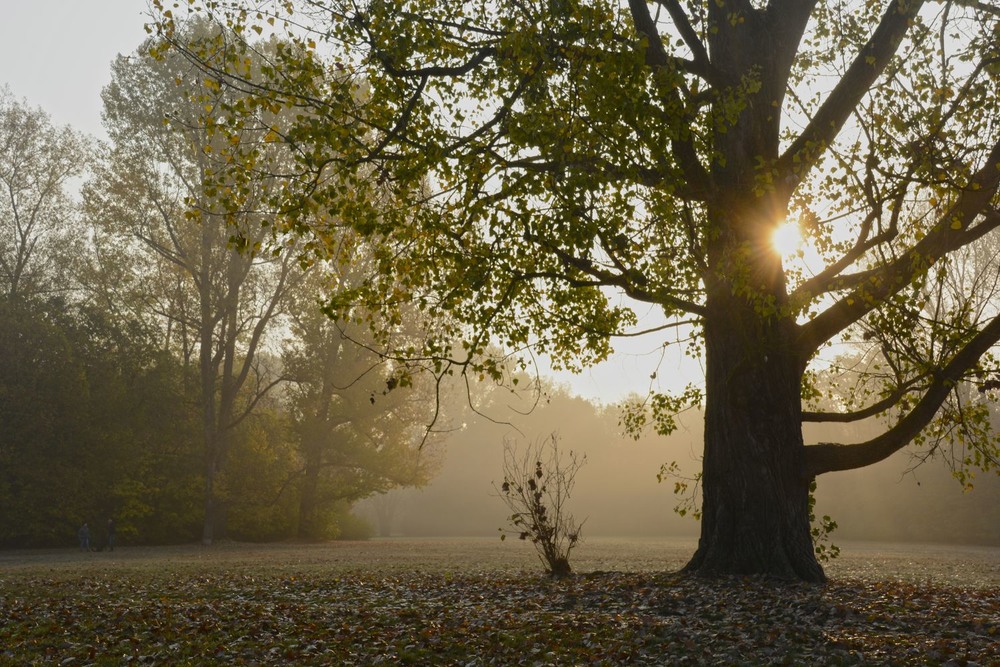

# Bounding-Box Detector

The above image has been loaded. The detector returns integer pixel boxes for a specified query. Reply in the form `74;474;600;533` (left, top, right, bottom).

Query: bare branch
801;374;927;423
798;138;1000;357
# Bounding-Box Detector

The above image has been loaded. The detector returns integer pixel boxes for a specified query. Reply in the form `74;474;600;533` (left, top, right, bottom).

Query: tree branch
801;374;927;423
777;0;926;185
374;46;497;80
627;0;714;193
791;188;903;300
805;312;1000;476
534;234;707;316
654;0;709;66
798;138;1000;357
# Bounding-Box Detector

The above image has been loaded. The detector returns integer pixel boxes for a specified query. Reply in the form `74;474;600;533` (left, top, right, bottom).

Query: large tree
87;23;308;544
284;270;445;540
153;1;1000;580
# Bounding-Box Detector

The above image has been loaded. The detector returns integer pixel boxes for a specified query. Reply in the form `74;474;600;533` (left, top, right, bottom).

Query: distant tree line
386;382;1000;547
0;24;447;548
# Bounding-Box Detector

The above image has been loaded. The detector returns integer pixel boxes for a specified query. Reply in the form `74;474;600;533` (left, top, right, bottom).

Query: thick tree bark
673;2;828;582
682;193;823;581
685;286;823;581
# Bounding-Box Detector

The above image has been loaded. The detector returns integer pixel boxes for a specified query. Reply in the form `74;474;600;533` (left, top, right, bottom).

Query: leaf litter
0;543;997;665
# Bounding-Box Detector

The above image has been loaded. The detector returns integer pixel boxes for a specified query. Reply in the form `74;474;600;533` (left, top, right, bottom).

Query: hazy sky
0;0;151;138
0;0;697;403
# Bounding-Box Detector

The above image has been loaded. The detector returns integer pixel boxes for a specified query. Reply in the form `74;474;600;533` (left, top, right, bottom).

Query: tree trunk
372;492;401;537
201;471;215;546
297;440;322;540
201;412;238;544
297;362;339;540
200;341;218;546
202;490;227;545
684;7;825;578
684;285;824;582
202;431;230;545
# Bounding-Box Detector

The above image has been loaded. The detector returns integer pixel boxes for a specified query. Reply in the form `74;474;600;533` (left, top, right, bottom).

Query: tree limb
801;374;927;423
374;46;497;80
805;312;1000;476
798;138;1000;357
627;0;714;193
654;0;710;67
534;234;708;316
777;0;926;186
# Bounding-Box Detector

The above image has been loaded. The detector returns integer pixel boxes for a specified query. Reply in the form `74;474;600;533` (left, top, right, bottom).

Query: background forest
2;21;999;550
0;29;450;547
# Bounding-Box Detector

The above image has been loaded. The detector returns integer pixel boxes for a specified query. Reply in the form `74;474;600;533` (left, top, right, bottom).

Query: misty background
360;384;1000;546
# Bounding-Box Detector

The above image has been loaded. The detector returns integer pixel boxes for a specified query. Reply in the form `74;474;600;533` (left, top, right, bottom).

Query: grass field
1;538;997;665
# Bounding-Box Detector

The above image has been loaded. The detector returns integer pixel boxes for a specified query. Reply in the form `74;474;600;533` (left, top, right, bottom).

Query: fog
359;384;1000;547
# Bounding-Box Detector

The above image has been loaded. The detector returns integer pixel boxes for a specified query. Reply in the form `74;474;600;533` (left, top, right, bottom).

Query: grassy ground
1;538;997;665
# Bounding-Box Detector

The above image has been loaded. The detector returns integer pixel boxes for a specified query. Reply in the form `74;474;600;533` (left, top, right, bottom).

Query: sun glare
771;219;803;258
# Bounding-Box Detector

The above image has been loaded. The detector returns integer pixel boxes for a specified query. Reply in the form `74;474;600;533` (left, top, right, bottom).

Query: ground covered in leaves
1;539;997;665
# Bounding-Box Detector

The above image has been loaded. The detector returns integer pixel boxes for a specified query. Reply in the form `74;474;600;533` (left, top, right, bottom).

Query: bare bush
495;434;586;578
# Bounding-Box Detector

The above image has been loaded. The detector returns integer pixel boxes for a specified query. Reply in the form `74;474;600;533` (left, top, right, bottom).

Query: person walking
78;522;90;551
106;517;116;552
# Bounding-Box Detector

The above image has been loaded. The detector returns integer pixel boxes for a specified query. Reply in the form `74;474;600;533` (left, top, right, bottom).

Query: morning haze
2;1;998;663
365;383;1000;547
1;0;997;554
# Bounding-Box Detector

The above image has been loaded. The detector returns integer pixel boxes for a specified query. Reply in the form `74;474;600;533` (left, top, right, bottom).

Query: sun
771;219;803;258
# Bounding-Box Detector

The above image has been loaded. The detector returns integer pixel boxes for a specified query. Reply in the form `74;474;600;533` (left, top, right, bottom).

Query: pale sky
0;0;697;404
0;0;151;138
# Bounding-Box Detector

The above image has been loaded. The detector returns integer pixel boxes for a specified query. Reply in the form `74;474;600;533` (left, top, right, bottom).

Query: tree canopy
0;88;90;301
150;0;1000;580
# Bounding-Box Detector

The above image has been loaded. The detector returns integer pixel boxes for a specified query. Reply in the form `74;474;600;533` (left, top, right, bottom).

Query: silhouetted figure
106;518;116;551
78;523;90;551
